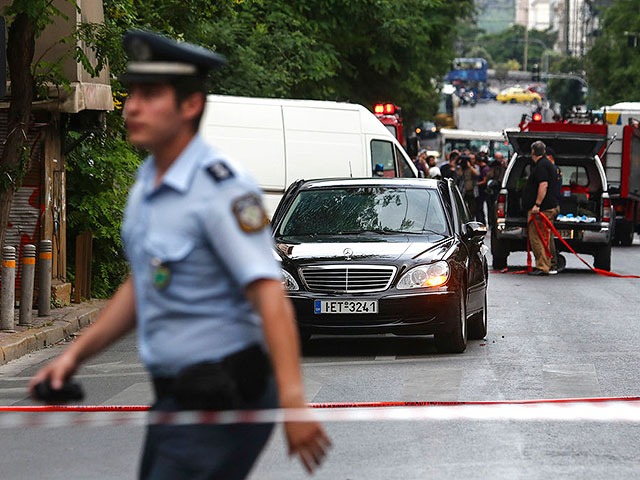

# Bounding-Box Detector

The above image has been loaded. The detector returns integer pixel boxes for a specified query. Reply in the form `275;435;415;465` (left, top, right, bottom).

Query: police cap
121;30;226;84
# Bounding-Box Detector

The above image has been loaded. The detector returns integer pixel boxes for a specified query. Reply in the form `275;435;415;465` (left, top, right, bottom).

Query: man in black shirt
546;147;564;272
440;150;459;182
523;140;560;275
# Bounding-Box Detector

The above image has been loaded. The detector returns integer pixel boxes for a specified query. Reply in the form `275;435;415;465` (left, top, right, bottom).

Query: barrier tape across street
1;397;640;429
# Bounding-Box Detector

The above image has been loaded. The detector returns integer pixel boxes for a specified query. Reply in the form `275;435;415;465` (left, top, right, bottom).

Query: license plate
557;229;573;239
314;300;378;314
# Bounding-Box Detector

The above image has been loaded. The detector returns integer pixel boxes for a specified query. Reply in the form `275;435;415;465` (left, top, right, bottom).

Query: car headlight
396;261;450;289
281;269;299;291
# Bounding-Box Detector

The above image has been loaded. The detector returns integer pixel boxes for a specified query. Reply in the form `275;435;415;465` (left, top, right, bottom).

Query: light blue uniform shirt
121;134;281;377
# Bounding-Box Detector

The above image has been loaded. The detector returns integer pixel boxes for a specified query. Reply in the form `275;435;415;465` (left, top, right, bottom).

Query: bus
445;58;490;100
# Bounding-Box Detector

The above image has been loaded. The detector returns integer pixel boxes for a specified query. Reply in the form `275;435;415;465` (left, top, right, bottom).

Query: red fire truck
523;112;640;245
373;103;405;148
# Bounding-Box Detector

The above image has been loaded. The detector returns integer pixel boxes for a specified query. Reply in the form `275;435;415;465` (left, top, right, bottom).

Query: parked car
271;177;489;353
492;131;614;270
496;87;541;104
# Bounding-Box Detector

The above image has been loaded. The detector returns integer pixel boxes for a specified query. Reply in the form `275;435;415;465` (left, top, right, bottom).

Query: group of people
414;147;508;226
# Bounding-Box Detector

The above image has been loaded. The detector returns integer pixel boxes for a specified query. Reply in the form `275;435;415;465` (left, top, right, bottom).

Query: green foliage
96;0;472;124
547;56;586;114
65;113;141;298
461;24;557;70
3;0;70;33
586;0;640;106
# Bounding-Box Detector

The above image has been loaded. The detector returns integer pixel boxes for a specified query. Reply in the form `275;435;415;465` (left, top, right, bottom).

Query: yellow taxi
496;87;541;104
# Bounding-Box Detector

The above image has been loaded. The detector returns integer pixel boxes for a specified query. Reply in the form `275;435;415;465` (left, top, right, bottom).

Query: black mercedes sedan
271;178;489;353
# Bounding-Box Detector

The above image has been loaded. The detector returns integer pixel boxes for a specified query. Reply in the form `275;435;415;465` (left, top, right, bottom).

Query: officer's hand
532;205;540;214
285;417;332;474
28;351;79;397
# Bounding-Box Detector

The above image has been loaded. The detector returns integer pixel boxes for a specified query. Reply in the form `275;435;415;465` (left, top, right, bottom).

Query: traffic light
531;63;540;82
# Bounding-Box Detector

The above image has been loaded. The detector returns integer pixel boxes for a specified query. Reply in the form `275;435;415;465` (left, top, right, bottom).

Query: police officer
30;30;330;479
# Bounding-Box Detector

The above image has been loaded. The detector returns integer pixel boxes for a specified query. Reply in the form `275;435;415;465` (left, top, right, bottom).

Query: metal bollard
18;244;36;326
1;246;16;331
38;240;52;317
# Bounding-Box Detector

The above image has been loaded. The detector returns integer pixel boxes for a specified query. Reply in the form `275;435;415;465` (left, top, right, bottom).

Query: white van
200;95;418;214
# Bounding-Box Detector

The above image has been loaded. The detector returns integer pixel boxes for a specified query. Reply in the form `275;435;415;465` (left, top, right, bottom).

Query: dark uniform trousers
139;376;278;480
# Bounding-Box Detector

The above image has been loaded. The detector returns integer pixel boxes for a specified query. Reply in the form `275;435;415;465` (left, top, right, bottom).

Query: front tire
593;244;611;271
468;289;488;340
435;292;467;353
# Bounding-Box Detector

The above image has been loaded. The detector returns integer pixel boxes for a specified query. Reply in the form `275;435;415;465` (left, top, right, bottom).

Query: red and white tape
1;397;640;429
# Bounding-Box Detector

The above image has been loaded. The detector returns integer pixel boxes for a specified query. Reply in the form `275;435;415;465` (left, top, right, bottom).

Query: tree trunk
0;12;36;248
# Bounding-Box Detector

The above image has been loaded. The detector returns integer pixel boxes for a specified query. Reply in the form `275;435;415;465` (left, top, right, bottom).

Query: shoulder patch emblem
207;162;235;183
232;194;270;233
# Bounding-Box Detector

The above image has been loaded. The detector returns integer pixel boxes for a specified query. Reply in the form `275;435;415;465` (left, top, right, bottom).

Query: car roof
298;177;442;190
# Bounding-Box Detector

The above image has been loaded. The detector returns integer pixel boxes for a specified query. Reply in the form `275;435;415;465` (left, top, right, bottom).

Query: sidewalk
0;300;107;365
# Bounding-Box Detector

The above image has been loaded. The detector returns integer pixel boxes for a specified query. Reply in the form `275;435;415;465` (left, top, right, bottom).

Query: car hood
275;238;453;264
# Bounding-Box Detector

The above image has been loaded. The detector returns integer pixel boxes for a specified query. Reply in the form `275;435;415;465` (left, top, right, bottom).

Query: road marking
543;364;602;399
375;355;396;361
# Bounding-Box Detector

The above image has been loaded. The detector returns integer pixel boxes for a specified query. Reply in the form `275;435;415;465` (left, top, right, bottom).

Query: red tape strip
2;396;640;412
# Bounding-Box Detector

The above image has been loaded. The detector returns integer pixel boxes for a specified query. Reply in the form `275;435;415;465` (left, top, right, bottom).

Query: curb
0;300;107;366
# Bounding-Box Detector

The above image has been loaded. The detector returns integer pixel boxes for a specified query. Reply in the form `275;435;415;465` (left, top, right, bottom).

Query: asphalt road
458;100;531;131
2;103;640;479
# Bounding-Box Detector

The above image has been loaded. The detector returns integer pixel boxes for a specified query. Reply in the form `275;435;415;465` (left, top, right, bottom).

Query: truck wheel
468;288;488;340
435;292;467;353
492;236;509;270
620;225;635;246
593;245;612;271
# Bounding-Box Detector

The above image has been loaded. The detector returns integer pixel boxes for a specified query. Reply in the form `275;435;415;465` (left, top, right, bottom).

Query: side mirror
464;221;487;240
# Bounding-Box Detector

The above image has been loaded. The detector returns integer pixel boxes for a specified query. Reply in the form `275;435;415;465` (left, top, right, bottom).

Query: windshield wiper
336;229;396;235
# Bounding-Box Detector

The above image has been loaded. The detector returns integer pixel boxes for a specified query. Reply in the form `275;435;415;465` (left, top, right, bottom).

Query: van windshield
277;187;449;239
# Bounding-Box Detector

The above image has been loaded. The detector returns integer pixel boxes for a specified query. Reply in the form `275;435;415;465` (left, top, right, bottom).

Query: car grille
300;265;397;293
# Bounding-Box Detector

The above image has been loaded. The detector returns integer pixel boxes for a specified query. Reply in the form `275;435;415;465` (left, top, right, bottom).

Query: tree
587;0;640;106
476;24;556;70
547;56;586;114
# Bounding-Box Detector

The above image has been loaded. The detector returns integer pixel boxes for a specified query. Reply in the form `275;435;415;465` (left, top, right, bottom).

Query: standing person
459;154;480;218
440;150;459;182
545;146;563;273
414;149;429;177
29;30;330;479
475;147;490;223
427;155;441;179
523;140;560;276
